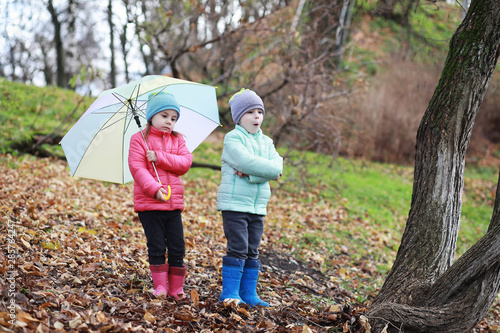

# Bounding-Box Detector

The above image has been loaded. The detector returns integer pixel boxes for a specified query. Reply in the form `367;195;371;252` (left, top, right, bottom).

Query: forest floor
1;154;499;332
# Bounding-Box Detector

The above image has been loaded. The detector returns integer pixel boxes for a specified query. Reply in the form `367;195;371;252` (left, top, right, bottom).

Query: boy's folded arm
247;175;272;184
223;136;282;179
246;156;283;183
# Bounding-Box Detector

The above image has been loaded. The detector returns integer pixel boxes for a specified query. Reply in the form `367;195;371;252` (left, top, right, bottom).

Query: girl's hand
146;150;157;162
155;188;168;202
275;172;283;181
234;170;249;178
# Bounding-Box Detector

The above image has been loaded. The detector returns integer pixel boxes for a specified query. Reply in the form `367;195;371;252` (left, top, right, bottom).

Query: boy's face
151;109;178;133
239;108;263;134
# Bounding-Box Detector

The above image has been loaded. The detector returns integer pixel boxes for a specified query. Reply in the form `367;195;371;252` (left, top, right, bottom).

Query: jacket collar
235;124;262;137
148;125;172;137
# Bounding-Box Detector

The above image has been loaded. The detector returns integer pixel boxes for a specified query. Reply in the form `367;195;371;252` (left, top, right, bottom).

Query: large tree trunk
367;0;500;332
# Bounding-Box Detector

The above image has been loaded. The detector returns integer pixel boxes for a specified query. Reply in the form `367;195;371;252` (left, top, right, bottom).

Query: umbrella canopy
60;75;220;184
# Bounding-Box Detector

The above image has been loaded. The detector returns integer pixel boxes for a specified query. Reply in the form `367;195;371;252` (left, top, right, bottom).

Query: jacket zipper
161;133;172;210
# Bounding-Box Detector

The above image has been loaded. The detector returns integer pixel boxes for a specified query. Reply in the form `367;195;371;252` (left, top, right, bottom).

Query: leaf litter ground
0;155;498;332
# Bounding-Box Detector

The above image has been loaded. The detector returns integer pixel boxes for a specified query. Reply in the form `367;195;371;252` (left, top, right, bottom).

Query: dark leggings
138;210;185;267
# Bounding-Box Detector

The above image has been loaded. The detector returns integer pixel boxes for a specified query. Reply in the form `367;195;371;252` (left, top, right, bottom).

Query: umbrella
60;75;220;185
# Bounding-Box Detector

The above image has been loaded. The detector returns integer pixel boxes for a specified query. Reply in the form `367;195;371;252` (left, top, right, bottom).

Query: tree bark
120;0;131;83
367;0;500;331
108;0;117;87
46;0;66;88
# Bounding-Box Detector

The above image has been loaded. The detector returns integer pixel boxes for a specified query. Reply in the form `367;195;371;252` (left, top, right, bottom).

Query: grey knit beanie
228;88;265;124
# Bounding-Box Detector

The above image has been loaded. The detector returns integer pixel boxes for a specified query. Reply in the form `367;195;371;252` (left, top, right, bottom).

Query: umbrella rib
133;84;141;115
111;92;143;116
92;111;129;115
99;114;129;132
179;105;221;124
123;112;137;134
133;85;169;112
98;90;146;132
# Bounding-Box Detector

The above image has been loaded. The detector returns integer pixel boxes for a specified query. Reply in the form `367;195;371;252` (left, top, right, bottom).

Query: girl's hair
144;122;179;142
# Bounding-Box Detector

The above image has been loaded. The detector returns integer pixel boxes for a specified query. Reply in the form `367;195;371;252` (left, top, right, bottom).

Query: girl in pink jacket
128;92;193;299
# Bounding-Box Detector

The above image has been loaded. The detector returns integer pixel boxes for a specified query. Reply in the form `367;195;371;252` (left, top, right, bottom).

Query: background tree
46;0;67;87
108;0;117;87
1;0;40;83
367;0;500;331
120;0;132;83
0;0;102;88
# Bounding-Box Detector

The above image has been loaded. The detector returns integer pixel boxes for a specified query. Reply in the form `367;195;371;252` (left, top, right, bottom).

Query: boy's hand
275;172;283;181
234;170;249;178
146;150;158;162
155;188;168;201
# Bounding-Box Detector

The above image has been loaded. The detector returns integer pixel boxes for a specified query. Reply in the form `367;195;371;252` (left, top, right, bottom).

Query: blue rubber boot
219;257;246;304
239;259;269;307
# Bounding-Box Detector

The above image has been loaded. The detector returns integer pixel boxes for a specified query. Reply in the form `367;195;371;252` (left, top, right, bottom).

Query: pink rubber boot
150;263;169;297
167;266;186;299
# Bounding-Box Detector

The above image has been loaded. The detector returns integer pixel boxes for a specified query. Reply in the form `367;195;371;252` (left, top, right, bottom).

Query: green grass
0;78;91;155
281;149;496;259
350;0;463;72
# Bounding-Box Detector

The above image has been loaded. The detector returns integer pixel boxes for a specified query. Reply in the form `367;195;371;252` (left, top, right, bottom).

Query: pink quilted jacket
128;126;193;212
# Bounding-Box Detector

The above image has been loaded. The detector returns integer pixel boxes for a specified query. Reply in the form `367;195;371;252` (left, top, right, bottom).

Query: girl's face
151;110;178;133
239;108;263;134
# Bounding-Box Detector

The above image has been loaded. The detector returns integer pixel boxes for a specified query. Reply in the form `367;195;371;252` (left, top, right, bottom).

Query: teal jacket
217;125;283;216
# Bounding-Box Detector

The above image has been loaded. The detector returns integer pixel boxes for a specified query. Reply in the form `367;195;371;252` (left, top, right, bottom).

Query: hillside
337;0;500;165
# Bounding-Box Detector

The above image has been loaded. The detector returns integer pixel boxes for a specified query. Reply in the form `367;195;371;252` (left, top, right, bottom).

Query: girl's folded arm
154;137;193;175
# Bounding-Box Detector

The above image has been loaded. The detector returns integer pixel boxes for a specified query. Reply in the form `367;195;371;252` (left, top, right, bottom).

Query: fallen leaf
329;304;342;312
54;321;64;330
302;325;313;333
68;316;82;329
144;311;156;324
95;311;107;324
230;313;243;321
20;237;31;249
191;288;199;306
17;312;39;323
359;315;371;332
237;307;251;317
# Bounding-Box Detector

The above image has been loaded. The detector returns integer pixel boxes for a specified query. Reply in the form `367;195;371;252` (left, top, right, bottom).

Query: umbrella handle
158;182;172;201
164;185;171;200
150;160;171;200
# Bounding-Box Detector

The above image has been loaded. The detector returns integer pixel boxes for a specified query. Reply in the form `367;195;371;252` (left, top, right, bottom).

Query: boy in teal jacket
217;88;283;306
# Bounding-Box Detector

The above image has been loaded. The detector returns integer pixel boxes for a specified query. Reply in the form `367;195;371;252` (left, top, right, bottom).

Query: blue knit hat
146;92;180;122
228;88;265;124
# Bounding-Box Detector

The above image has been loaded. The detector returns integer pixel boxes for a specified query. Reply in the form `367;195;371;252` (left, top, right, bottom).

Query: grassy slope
0;78;92;155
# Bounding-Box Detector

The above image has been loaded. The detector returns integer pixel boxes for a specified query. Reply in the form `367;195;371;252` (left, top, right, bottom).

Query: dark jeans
138;210;185;267
222;211;264;260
